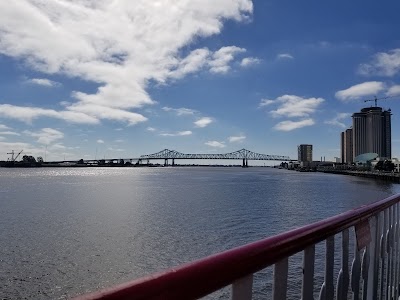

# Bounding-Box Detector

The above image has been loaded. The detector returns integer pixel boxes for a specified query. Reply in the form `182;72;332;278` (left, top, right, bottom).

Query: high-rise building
298;144;312;162
341;128;353;164
352;107;391;159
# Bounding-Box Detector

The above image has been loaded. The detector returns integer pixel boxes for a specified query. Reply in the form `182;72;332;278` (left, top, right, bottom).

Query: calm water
1;167;399;299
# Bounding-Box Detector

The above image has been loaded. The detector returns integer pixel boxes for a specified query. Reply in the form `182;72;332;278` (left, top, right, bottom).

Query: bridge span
46;148;291;167
139;148;291;167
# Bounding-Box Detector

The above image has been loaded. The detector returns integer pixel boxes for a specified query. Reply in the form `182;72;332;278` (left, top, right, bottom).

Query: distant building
341;128;353;164
298;144;312;162
352;107;391;159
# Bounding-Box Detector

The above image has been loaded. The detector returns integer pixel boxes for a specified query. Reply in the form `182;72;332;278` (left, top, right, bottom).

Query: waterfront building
340;128;353;164
298;144;312;162
352;107;391;159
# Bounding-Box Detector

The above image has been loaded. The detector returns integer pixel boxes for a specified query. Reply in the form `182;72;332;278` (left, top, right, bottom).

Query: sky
1;0;400;162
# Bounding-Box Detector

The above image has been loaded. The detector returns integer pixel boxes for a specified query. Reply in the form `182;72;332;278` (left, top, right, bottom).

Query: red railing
75;193;400;300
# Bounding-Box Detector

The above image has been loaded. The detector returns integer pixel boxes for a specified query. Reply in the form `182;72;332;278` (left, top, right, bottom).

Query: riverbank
318;169;400;183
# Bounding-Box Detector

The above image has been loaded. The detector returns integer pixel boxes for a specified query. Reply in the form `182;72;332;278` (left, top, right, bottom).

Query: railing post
336;229;349;300
367;215;379;300
351;240;361;299
395;203;400;299
273;258;289;300
302;245;315;300
319;236;334;300
232;274;253;300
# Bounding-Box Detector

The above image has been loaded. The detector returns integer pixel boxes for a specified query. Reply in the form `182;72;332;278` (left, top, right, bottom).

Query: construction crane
364;95;396;107
6;150;23;162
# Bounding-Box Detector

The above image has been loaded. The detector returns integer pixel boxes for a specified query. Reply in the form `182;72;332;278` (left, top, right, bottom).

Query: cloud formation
24;128;64;144
268;95;324;118
159;131;192;137
335;81;385;101
277;53;294;60
27;78;61;87
205;141;226;148
194;117;213;128
240;57;261;67
228;135;246;142
274;119;315;131
162;107;197;116
209;46;246;74
359;49;400;76
324;113;351;128
0;1;253;124
0;104;99;124
260;94;323;131
387;85;400;96
0;131;20;136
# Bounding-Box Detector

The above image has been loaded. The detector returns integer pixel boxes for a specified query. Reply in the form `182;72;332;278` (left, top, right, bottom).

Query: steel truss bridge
46;149;291;167
139;148;290;167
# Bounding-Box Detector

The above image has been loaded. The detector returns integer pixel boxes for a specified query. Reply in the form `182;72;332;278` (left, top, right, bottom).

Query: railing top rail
75;193;400;300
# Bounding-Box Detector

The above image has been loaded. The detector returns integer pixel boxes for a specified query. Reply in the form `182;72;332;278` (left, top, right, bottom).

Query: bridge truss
140;148;290;161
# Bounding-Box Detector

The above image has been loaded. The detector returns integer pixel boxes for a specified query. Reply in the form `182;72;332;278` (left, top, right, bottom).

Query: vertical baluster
395;203;400;300
391;204;397;300
337;229;350;300
351;235;361;300
361;246;369;300
367;214;380;300
319;236;335;300
386;206;393;300
273;258;289;300
232;274;253;300
380;209;388;299
302;245;315;300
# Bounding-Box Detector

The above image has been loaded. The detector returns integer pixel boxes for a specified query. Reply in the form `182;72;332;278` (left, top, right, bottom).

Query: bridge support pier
164;159;168;166
172;159;175;166
242;159;248;168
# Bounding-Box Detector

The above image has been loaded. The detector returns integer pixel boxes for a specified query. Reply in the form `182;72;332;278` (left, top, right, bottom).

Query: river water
1;167;399;299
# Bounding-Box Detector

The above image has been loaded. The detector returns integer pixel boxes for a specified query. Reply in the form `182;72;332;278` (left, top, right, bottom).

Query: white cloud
274;119;315;131
0;1;252;124
240;57;260;67
324;113;351;128
168;48;211;79
159;130;192;137
387;85;400;96
259;99;275;107
209;46;246;74
277;53;294;60
359;49;400;76
0;131;20;136
0;124;10;130
335;81;385;101
268;95;324;118
228;135;246;143
27;78;61;87
97;139;104;144
107;147;125;152
194;117;213;128
146;127;156;132
205;141;226;148
0;104;99;124
162;107;197;116
24;128;64;144
114;139;124;143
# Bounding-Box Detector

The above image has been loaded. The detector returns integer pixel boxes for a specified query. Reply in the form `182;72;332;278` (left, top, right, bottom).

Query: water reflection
0;167;398;299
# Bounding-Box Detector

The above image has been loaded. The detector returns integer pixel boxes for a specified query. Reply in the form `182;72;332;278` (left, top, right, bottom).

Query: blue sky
1;0;400;162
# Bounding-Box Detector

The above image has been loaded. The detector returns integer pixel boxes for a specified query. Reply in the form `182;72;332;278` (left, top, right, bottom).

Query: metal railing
75;194;400;300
